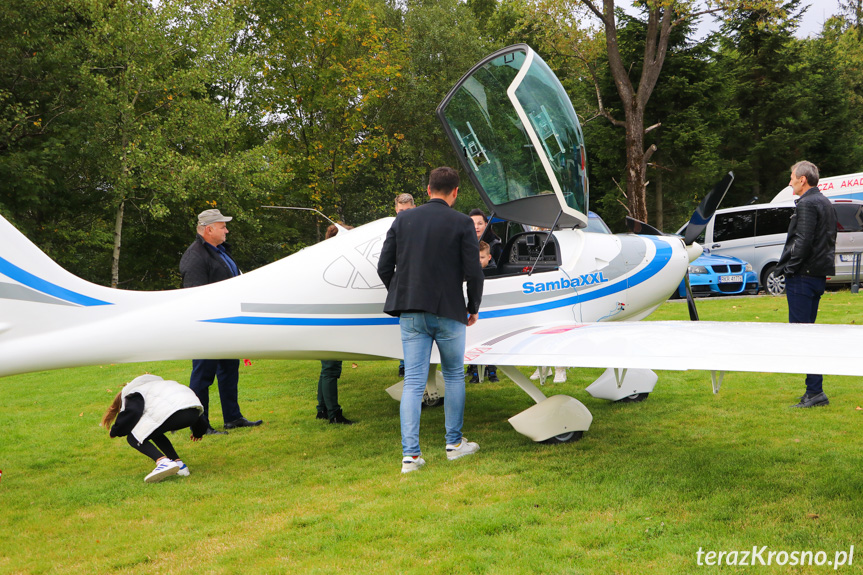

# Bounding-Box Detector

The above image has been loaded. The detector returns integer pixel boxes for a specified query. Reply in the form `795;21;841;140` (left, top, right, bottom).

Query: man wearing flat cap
179;208;263;434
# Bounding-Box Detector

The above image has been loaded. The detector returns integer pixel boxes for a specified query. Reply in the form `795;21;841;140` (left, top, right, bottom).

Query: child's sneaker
401;455;426;474
554;367;567;383
446;437;480;460
175;460;190;477
144;459;179;483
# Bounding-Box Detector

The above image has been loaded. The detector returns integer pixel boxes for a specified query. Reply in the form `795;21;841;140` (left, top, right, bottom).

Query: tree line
2;0;861;290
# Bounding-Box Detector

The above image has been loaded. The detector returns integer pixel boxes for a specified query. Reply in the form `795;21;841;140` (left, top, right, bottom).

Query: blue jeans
399;312;467;456
786;275;826;394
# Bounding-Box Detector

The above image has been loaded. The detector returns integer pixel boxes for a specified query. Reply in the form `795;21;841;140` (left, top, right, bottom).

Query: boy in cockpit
468;241;499;384
479;241;493;270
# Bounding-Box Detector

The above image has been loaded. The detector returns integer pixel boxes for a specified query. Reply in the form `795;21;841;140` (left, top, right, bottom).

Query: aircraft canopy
437;45;589;230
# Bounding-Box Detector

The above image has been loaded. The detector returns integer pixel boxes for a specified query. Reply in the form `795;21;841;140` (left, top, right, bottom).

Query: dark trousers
786;275;827;394
467;364;496;376
317;360;342;418
190;358;242;427
127;408;201;462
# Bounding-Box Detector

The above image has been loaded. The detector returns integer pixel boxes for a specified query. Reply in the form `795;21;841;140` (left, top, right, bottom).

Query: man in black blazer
179;208;262;434
377;167;484;473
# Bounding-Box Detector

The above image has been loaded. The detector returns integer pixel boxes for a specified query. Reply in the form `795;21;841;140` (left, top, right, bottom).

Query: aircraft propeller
684;172;734;245
624;172;735;321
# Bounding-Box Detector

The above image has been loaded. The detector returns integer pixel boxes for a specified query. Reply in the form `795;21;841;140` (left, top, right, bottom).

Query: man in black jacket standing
776;161;837;408
180;209;262;433
378;167;484;473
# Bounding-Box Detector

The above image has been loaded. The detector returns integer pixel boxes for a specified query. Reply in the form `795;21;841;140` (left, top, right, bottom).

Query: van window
834;203;863;232
754;207;793;237
713;211;755;242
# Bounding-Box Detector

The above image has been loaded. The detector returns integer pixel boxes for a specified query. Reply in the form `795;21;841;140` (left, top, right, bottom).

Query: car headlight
745;262;752;271
688;265;709;274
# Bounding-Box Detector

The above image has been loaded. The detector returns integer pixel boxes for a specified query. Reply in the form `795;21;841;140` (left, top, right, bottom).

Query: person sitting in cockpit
467;241;499;384
479;240;495;272
470;209;502;266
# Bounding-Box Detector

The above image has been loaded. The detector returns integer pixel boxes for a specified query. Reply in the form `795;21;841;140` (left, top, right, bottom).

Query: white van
677;198;863;295
772;172;863;203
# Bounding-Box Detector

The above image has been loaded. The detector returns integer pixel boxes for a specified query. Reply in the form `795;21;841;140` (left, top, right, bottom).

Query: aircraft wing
464;321;863;377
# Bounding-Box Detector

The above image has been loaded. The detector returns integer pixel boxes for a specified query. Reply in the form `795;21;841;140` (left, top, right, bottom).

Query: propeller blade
684;172;734;245
625;216;664;236
684;273;699;321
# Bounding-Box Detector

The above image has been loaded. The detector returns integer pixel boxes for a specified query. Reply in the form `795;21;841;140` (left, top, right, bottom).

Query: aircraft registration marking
532;324;588;335
464;346;492;361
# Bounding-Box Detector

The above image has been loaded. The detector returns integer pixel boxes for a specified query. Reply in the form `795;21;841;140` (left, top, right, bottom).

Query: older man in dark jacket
378;167;484;474
776;161;837;408
179;208;262;433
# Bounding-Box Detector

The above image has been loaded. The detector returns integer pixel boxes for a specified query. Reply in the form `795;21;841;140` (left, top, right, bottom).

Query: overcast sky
684;0;845;39
797;0;843;37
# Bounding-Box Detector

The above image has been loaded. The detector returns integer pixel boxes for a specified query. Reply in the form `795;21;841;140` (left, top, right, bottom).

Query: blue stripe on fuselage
0;255;113;307
203;316;399;326
204;236;674;326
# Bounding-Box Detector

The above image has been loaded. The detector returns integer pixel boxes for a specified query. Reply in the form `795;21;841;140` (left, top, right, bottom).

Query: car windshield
585;213;611;234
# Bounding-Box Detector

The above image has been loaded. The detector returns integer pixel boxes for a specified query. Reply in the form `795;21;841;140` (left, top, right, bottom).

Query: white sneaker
144;459;180;483
401;455;426;474
531;367;553;382
446;437;480;460
175;460;190;477
554;367;567;383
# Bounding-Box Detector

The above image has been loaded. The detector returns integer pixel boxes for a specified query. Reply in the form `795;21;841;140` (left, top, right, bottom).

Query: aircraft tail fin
0;213;116;324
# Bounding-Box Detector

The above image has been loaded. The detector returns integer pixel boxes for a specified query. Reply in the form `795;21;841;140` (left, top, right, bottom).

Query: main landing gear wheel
422;394;443;408
616;392;649;403
541;430;584;444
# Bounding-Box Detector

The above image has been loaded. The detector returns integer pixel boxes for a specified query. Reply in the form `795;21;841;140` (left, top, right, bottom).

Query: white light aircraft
3;45;863;443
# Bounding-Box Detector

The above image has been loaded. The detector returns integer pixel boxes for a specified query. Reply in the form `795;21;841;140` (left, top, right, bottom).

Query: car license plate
840;254;856;262
719;275;743;283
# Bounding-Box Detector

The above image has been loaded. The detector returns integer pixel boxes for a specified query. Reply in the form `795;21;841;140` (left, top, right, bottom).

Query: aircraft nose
686;242;703;263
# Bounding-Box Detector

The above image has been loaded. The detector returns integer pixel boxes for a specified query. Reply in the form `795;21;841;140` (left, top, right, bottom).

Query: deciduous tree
81;0;272;286
252;0;407;239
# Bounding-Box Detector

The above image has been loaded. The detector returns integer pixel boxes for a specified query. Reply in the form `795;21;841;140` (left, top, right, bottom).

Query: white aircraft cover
465;321;863;377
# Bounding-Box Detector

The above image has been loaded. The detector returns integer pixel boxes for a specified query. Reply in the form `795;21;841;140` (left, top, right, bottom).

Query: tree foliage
251;0;407;241
0;0;284;288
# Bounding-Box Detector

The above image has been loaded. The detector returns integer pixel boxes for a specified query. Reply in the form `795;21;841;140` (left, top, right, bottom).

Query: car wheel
763;264;785;296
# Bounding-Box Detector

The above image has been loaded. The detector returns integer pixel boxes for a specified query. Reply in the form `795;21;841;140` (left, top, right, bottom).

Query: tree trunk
111;200;124;288
655;167;663;231
112;127;129;289
582;0;673;224
624;109;649;222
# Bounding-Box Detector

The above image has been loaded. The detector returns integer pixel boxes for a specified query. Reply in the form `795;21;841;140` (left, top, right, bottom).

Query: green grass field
3;292;863;574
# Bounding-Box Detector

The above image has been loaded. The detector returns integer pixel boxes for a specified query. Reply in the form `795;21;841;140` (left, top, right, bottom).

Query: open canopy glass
437;45;588;230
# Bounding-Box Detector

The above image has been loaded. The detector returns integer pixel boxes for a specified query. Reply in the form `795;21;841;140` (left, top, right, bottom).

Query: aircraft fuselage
0;215;691;377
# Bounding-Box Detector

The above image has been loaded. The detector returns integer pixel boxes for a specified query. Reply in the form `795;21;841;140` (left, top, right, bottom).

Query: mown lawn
2;291;863;574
